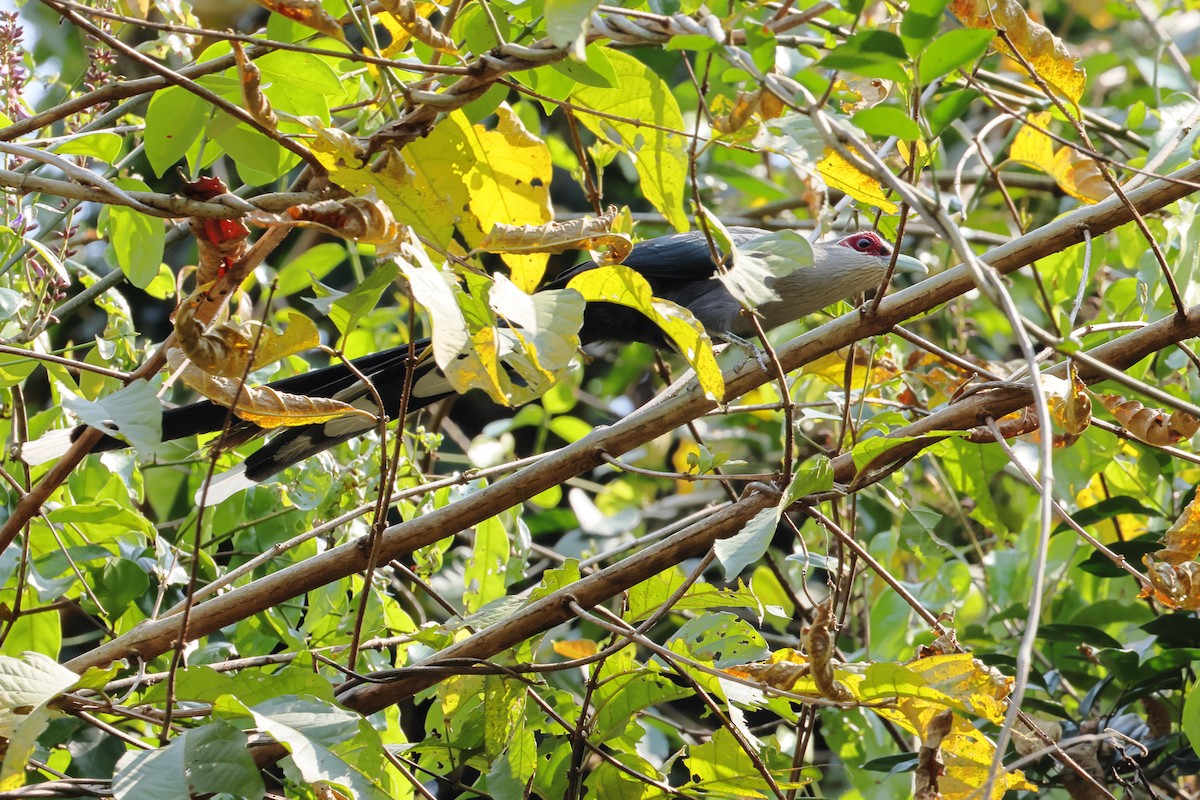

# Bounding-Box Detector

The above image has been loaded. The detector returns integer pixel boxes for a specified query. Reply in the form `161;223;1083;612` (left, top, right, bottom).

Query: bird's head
833;230;927;276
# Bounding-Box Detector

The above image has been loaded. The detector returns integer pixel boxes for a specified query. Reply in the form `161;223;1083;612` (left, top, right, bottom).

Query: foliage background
1;0;1200;798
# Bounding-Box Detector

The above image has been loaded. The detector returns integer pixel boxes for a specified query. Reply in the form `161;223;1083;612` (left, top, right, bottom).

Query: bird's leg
715;331;769;371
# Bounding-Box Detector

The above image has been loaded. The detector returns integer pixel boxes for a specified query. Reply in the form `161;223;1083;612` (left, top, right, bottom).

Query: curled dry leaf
838;78;891;114
949;0;1086;105
169;351;376;430
914;709;954;800
479;206;631;265
1100;393;1200;446
175;285;321;377
808;601;853;702
252;196;406;252
1156;493;1200;564
377;0;457;54
712;89;786;134
1141;555;1200;610
252;0;343;40
181;175;250;285
232;42;277;130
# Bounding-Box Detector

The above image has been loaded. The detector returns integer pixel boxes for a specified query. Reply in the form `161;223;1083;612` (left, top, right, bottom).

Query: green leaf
0;653;77;788
901;0;950;42
101;180;164;288
60;377;164;455
714;504;779;579
0;288;24;322
144;85;210;176
52;132;123;163
819;31;910;83
326;261;400;337
112;721;264;800
926;89;980;136
463;515;509;613
852;106;923;141
570;49;689;231
783;456;834;505
543;0;601;54
237;696;395;800
918;28;996;83
256;49;345;120
726;228;815;307
274;241;346;297
1183;681;1200;760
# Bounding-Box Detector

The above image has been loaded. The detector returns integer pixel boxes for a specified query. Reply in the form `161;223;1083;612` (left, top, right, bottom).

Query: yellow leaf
950;0;1085;106
567;265;724;401
553;639;599;659
817;148;898;213
309;124;454;249
802;347;900;394
1160;493;1200;563
1010;112;1055;172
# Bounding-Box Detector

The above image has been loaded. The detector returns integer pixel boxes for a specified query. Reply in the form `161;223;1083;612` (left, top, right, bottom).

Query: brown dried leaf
377;0;457;54
808;601;853;702
181;176;250;285
252;0;343;40
479;206;632;266
176;286;321;377
949;0;1086;105
170;353;376;430
232;42;277;130
914;709;954;800
838;78;891;114
712;90;762;134
1100;394;1200;446
1045;365;1092;436
1156;494;1200;564
1141;555;1200;610
253;196;407;252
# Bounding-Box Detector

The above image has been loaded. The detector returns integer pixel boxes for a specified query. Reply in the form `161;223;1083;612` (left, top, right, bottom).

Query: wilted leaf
252;0;344;40
1042;366;1092;437
181;176;251;285
818;148;898;213
1141;555;1200;610
566;265;723;400
479;206;631;266
950;0;1086;105
808;601;853;701
1100;393;1200;446
169;352;376;430
248;195;406;252
914;709;953;800
1158;494;1200;564
232;42;277;130
176;287;321;377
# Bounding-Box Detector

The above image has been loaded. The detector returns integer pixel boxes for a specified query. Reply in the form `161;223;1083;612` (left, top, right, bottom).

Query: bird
22;228;925;503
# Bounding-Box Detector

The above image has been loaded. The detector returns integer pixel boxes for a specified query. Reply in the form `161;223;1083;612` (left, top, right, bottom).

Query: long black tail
20;340;452;478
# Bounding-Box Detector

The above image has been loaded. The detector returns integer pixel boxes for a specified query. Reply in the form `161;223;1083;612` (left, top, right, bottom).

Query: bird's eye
856;237;873;250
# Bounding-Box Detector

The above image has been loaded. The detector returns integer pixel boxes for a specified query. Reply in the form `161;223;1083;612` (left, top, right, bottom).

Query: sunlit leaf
950;0;1086;105
818;148;899;213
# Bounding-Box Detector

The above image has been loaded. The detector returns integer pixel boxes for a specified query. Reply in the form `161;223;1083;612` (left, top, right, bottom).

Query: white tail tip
19;429;76;465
